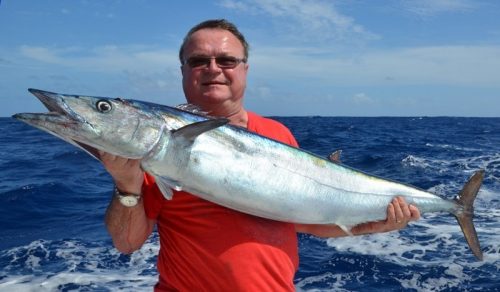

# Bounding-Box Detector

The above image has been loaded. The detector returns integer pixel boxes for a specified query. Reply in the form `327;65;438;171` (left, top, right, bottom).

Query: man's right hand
98;151;144;194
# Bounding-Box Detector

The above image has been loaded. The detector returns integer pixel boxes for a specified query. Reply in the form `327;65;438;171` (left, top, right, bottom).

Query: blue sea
0;116;499;291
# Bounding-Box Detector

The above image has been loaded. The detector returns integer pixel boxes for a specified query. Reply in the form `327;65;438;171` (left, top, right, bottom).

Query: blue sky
1;0;499;117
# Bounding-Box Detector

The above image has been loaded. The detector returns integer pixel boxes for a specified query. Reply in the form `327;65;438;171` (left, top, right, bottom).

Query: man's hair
179;19;249;63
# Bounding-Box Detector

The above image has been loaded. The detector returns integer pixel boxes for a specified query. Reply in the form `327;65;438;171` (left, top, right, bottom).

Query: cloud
123;69;181;96
13;44;184;104
218;0;249;11
352;93;375;104
20;46;63;63
400;0;475;16
49;74;71;81
250;45;500;87
16;42;500;92
246;84;275;102
19;45;179;73
0;57;13;66
219;0;378;43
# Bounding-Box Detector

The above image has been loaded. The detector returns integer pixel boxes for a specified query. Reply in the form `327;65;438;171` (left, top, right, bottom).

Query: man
103;19;420;291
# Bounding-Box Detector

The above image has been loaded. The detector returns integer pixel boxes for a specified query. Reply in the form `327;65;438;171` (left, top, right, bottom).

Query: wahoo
13;89;485;260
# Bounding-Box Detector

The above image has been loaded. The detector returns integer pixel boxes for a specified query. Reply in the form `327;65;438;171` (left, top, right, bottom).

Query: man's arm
295;197;420;237
100;152;156;254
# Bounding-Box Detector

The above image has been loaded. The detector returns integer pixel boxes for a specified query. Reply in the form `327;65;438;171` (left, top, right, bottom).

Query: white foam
399;271;465;292
402;153;500;180
425;143;480;152
0;236;160;291
295;271;353;292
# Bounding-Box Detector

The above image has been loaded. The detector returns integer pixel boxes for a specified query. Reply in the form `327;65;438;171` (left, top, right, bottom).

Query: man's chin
200;92;231;103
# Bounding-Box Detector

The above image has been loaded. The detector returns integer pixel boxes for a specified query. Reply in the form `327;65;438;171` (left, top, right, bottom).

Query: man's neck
225;108;248;128
200;101;248;128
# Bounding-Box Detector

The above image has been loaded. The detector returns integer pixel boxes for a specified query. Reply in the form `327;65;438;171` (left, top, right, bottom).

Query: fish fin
154;176;183;200
339;224;354;236
172;118;229;143
328;150;342;163
454;170;485;260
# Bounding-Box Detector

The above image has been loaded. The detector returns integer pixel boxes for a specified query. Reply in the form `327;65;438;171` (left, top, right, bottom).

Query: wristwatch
115;187;142;207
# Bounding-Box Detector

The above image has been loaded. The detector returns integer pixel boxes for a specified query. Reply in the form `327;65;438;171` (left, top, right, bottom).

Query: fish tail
453;170;485;260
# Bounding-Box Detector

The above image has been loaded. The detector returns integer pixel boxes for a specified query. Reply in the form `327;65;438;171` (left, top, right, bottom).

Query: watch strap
114;187;142;207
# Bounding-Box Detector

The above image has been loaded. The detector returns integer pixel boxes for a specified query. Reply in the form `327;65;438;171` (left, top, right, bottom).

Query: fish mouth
29;88;65;113
13;88;100;159
28;88;87;122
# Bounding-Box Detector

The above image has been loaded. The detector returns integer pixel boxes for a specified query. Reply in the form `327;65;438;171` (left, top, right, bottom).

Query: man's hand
295;196;421;237
352;196;420;234
98;151;144;193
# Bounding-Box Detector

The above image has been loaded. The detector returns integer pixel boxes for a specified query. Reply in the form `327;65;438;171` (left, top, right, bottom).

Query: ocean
0;116;499;291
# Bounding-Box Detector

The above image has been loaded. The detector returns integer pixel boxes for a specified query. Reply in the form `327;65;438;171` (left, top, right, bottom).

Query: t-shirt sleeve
279;124;299;147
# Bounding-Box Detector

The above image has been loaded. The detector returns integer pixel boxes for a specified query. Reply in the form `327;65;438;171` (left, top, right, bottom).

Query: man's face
181;28;248;111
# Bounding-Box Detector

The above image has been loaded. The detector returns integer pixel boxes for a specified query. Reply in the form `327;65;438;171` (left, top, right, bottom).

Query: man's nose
207;58;222;72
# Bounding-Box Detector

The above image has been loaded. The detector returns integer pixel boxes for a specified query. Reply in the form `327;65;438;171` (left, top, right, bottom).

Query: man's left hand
352;196;420;234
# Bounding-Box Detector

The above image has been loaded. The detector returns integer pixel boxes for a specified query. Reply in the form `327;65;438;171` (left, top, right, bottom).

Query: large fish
13;89;484;260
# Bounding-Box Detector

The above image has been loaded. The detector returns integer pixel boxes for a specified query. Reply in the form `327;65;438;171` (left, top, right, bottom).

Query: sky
0;0;499;117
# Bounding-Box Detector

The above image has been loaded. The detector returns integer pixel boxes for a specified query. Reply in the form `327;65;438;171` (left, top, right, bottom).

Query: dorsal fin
328;150;342;163
172;118;229;143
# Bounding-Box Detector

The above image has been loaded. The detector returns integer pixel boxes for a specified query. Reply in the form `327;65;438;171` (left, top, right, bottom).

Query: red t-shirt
142;111;299;291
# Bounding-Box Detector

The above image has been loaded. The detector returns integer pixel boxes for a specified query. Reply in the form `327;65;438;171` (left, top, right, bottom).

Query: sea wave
0;237;159;292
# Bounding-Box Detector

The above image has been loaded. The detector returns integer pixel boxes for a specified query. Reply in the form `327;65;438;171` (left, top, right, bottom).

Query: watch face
119;195;139;207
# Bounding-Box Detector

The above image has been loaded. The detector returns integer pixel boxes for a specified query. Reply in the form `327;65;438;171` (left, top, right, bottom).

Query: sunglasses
183;56;247;69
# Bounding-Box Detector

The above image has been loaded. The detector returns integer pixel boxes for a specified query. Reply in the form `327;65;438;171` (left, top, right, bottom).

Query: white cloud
123;69;181;96
19;45;179;73
20;46;63;63
352;93;374;104
14;44;184;104
219;0;378;42
400;0;475;16
218;0;249;11
250;45;500;87
17;42;500;92
246;84;275;102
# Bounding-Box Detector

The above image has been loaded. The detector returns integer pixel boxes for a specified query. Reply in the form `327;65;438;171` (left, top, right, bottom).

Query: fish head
13;89;166;159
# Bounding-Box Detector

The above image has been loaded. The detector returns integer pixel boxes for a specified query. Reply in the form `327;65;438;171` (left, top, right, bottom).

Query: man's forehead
184;28;244;54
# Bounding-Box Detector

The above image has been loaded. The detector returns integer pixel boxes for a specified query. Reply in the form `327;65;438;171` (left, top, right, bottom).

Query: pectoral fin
172;118;229;143
154;176;184;200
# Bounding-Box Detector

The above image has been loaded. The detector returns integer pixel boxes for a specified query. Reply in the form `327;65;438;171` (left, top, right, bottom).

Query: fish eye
96;100;112;113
